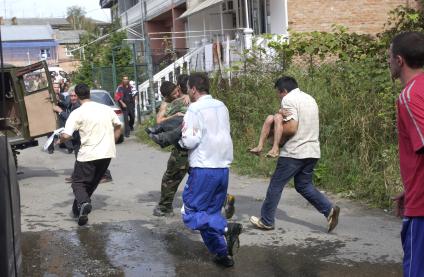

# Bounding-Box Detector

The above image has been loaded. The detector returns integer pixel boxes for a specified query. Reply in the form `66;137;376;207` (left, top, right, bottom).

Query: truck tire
0;136;22;277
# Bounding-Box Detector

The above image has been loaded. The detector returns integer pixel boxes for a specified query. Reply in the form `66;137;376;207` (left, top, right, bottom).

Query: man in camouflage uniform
153;81;189;216
152;78;236;218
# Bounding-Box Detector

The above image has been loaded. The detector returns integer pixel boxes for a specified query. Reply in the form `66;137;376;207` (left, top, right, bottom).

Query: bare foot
266;149;279;158
249;146;262;155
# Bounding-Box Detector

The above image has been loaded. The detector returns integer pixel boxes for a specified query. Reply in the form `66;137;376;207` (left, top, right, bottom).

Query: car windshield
91;92;114;106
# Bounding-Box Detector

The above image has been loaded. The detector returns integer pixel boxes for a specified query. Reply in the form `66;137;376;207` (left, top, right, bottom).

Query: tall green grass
211;59;402;208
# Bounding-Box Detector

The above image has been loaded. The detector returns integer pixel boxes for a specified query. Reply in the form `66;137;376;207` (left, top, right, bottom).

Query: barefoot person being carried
250;92;291;158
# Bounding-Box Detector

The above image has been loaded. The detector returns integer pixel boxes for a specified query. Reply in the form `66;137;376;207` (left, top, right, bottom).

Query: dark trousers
123;105;135;136
158;147;189;211
72;145;111;179
261;157;333;226
71;158;111;214
154;116;183;148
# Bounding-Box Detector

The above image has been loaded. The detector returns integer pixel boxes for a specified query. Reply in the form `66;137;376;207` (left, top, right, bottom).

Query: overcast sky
0;0;111;22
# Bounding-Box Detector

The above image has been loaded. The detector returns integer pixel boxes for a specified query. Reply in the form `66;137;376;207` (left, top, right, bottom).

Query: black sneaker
153;206;174;217
149;133;168;148
224;194;235;219
225;223;243;256
78;202;92;226
213;255;234;267
145;126;163;135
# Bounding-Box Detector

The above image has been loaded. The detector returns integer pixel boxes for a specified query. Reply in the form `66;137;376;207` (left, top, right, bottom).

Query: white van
49;66;69;83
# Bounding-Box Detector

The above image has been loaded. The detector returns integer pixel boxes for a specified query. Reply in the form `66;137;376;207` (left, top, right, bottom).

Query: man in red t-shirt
389;31;424;277
115;75;135;137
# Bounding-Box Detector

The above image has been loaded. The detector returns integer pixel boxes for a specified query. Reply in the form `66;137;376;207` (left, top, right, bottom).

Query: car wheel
116;134;124;144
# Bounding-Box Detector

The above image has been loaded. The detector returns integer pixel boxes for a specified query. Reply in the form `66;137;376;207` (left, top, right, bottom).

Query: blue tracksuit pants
181;167;229;257
401;217;424;277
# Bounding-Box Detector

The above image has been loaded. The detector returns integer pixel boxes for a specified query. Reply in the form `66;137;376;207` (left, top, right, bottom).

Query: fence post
112;49;117;96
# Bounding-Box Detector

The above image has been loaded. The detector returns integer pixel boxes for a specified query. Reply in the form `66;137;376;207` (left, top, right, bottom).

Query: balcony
120;1;142;26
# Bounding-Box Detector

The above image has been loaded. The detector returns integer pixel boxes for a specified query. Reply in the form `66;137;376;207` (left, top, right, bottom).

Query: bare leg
250;115;275;154
266;114;283;158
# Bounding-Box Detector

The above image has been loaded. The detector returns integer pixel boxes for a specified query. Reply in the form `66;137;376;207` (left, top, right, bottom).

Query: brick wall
288;0;420;34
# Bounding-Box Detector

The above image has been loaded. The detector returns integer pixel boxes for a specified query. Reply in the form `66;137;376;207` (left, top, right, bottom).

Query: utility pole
132;43;141;123
140;0;156;115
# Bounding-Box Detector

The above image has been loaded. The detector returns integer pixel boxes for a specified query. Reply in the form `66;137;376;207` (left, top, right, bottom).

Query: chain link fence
91;64;148;96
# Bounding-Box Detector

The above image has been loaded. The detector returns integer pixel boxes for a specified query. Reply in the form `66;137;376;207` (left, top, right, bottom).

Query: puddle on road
22;221;401;277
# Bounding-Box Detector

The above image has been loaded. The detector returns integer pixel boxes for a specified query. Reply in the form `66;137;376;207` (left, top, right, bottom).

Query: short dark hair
188;73;209;94
74;83;90;100
177;74;189;94
160;81;177;98
391;32;424;69
274;76;298;93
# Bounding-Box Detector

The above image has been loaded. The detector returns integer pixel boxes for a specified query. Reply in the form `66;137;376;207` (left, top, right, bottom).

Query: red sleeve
406;92;424;152
114;87;123;101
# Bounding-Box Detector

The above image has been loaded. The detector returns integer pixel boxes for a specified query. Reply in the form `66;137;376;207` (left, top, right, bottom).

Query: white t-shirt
280;88;320;159
179;95;233;168
64;101;122;162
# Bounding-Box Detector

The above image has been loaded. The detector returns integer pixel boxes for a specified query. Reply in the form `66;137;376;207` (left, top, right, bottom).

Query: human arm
391;191;405;217
280;97;299;141
181;94;190;106
179;108;202;149
119;100;127;109
53;105;72;122
156;101;169;124
111;109;123;142
57;133;72;144
404;93;424;154
114;124;121;142
114;87;127;109
57;111;78;144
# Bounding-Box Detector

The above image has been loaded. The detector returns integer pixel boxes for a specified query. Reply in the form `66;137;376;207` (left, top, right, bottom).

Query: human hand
182;94;190;105
280;108;292;118
53;105;63;113
391;191;405;217
174;112;185;117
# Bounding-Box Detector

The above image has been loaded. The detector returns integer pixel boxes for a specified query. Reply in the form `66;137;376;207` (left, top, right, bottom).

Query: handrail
138;46;204;91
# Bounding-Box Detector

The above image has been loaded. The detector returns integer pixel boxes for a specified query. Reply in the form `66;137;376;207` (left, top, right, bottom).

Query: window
40;49;51;60
65;47;74;57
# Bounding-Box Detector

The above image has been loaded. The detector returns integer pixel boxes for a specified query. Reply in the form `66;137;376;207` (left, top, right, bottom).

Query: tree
66;6;98;35
67;6;86;30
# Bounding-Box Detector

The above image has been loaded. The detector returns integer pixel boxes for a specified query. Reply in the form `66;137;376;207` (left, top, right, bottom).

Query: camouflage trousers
158;147;189;211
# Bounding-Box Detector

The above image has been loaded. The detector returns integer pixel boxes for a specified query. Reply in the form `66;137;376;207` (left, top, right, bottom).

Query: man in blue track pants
179;73;242;267
389;32;424;277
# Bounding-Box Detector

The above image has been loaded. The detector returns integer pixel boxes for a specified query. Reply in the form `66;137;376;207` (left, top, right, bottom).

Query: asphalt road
17;134;403;277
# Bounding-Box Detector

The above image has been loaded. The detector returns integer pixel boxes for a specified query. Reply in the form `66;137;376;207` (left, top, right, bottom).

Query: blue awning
2;41;58;48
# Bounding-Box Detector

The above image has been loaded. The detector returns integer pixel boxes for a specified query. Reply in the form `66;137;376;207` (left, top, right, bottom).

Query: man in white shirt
249;76;340;233
179;73;242;267
58;84;122;226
